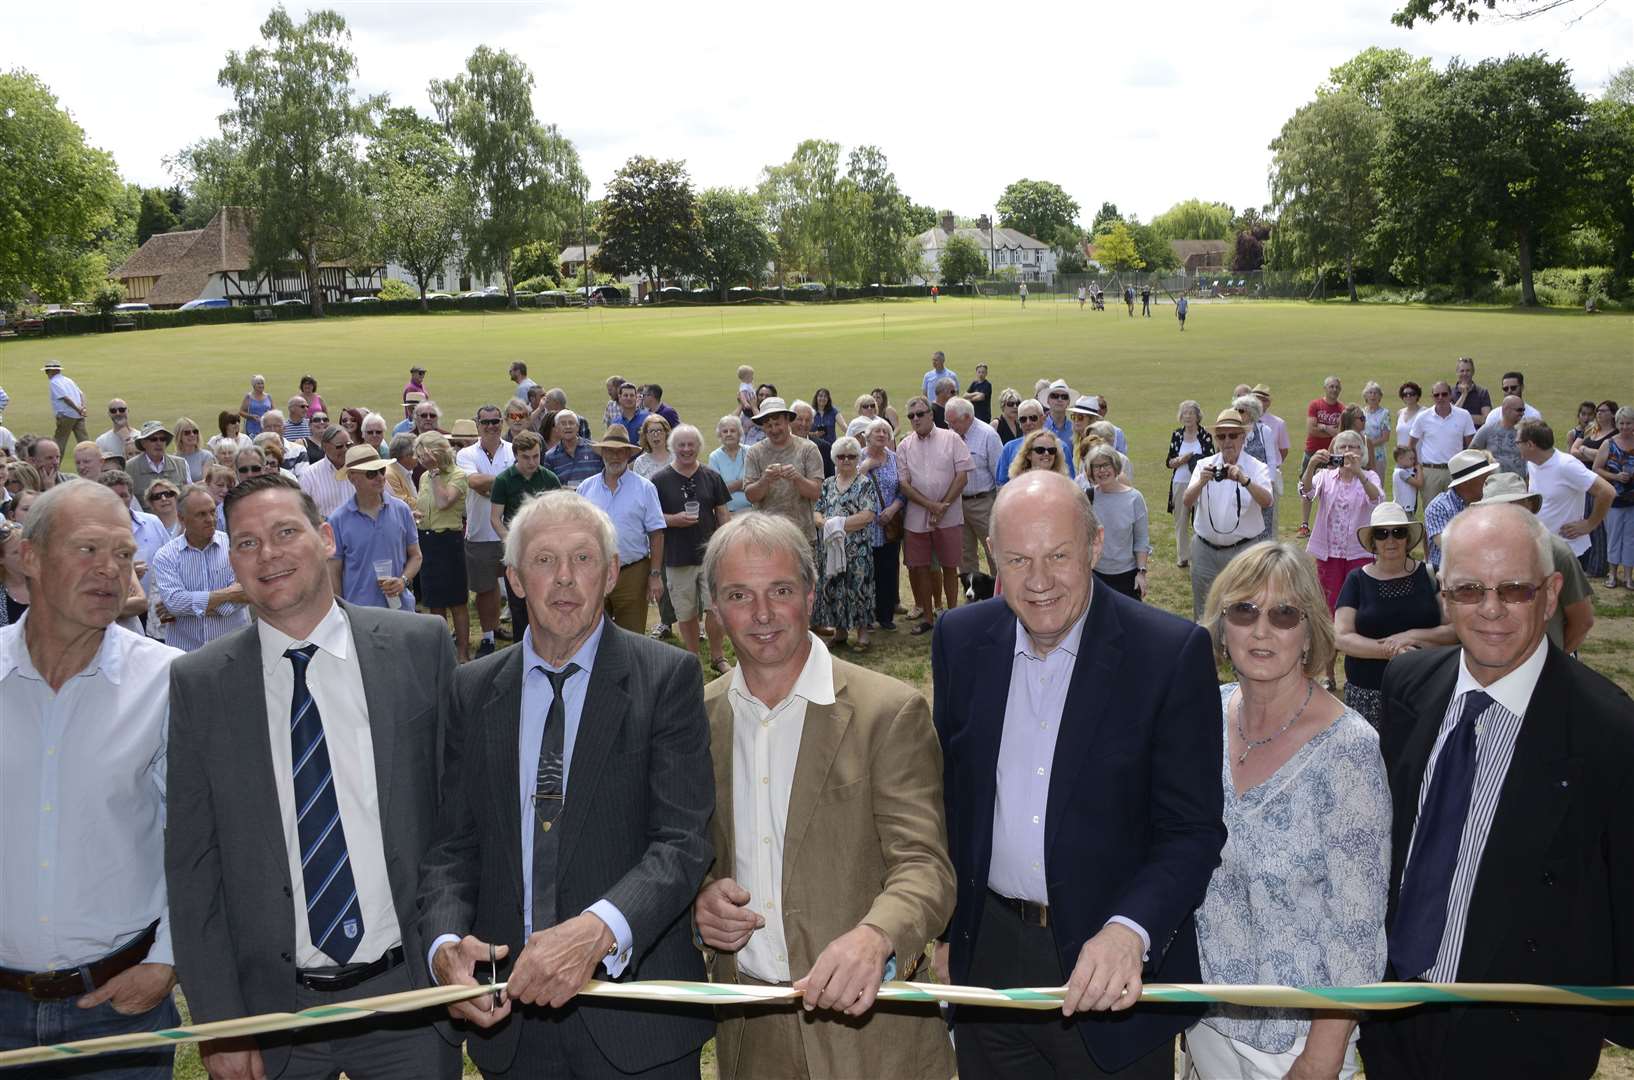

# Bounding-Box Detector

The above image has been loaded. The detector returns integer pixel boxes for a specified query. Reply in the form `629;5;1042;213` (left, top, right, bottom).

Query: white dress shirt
728;633;835;982
1192;453;1271;545
1408;406;1476;465
298;457;352;520
0;619;181;969
48;373;84;418
258;602;403;968
457;441;515;543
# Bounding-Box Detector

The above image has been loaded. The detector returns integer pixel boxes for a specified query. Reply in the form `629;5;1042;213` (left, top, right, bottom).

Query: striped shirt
150;531;248;652
1402;640;1547;982
298;457;352;520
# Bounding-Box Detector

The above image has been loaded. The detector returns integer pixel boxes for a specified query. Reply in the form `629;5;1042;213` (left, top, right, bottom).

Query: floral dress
813;474;878;632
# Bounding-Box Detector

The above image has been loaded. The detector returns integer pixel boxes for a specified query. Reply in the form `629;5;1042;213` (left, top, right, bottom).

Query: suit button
1509;1010;1522;1023
1540;871;1555;886
281;952;293;963
1525;938;1539;952
283;885;292;897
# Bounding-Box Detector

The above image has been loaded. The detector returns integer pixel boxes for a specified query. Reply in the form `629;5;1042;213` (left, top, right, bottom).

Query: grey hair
790;399;814;418
1232;394;1263;423
905;395;931;412
1331;429;1367;455
934;376;957;395
1442;502;1553;583
253;431;284;453
1363;380;1383;399
1084;444;1122;476
867;417;895;440
544;387;567;409
703;511;816;602
21;479;128;549
388;433;417;460
1616;406;1634;426
361;412;387;432
667;423;703;453
286;395;308;411
946;397;975;421
417;400;442;419
555;409;580;429
716;412;743;434
831;435;862;459
260;409;285;427
503;490;618;571
1177;399;1203;424
235;446;268;467
177;482;216;514
506;397;530;416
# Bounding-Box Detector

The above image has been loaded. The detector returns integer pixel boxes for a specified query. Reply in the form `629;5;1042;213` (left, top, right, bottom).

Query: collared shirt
613;408;650;443
1403;639;1546;981
1042;413;1073;449
298;457;352;520
897;427;973;532
1408;406;1476;465
0;618;180;970
728;633;835;982
129;452;189;508
131;509;172;570
1305;467;1383;561
544;441;605;487
258;603;403;968
922;367;959;399
1423;489;1469;569
1528;450;1597;557
958;420;1004;496
150;531;248;652
456;440;515;543
327;495;419;608
96;426;135;458
576;470;664;566
48;373;84;417
1192;454;1271;546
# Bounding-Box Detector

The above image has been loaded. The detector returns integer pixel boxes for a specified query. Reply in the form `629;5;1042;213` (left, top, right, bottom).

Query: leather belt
1421;462;1449;470
962;490;994;500
0;921;157;1001
990;890;1050;928
296;945;404;992
1196;535;1252;552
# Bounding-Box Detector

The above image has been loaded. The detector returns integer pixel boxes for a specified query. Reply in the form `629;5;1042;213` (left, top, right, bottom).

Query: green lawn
13;297;1630;1080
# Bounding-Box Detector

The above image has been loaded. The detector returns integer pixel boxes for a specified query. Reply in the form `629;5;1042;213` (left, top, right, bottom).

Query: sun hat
751;397;797;424
1357;501;1426;553
339;444;390;479
136;420;174;444
1251;383;1272;396
448;418;480;439
1480;471;1543;513
1070;395;1102;417
403;391;427;405
590;426;641;454
1447;448;1499;488
1211;408;1246;433
42;361;62;373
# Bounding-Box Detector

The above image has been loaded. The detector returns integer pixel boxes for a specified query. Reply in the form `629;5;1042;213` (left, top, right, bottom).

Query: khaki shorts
664;564;712;621
463;539;504;593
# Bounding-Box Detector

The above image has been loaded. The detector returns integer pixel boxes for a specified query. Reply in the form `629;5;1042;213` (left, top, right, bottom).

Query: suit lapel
344;602;399;829
705;681;736;878
558;626;631;872
969;609;1017;877
781;665;853;897
483;646;527;900
218;625;293;895
1045;588;1121;861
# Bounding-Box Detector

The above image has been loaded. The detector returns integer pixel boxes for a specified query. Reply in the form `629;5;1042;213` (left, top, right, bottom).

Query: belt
618;556;650;573
962;489;994;500
990;890;1050;928
1421;462;1449;470
0;921;157;1001
1196;535;1252;552
296;945;404;992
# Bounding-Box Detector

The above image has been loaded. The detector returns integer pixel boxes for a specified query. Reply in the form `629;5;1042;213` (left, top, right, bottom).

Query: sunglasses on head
1442;581;1541;605
906;410;929;420
1223;601;1306;630
1371;526;1412;541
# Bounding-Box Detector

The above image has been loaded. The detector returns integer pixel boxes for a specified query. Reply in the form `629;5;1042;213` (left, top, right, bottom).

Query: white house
382;256;502;294
913;212;1057;284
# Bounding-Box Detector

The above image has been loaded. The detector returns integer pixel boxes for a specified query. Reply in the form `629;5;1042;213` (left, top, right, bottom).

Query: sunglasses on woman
1030;446;1058;457
1371;527;1412;541
1441;581;1542;605
1223;601;1306;630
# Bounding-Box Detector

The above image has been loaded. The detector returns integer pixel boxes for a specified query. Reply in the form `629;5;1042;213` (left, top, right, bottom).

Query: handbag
878;474;905;542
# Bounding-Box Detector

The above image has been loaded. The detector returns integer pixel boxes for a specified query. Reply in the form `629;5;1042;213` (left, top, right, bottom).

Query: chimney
977;214;991;232
940;211;955;233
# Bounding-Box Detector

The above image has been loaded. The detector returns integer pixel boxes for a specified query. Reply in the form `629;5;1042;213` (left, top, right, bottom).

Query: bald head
992;470;1097;550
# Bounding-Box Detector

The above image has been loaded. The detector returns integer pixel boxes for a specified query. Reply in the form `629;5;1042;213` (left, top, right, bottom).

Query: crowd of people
0;347;1631;1080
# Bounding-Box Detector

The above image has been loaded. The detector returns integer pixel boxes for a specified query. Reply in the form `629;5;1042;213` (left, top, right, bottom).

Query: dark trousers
494;1010;701;1080
955;892;1174;1080
0;988;179;1079
1094;568;1142;600
872;541;901;626
275;961;460;1080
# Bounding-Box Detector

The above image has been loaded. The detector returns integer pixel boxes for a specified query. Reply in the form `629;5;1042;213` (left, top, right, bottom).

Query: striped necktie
287;644;363;965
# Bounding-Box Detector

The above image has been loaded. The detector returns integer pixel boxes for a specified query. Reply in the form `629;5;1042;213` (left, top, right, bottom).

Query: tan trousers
1419;463;1452;509
605;557;652;633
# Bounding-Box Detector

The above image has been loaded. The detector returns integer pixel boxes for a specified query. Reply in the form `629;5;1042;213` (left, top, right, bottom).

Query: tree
1607;64;1634;106
1051;223;1087;275
847;145;915;284
756;162;805;286
1091;222;1144;272
1393;0;1590;27
1328;47;1430;107
137;187;178;244
1090;201;1123;234
1151;199;1236;241
1233;230;1266;271
693;187;775;296
366;109;467;310
218;7;380;317
594;156;697;292
1580;91;1634;278
430;46;584;307
903;200;938;236
788;139;852;284
1127;218;1179;272
1270;88;1382;300
163;135;251;228
938;234;986;285
996;179;1080;243
0;68;122;306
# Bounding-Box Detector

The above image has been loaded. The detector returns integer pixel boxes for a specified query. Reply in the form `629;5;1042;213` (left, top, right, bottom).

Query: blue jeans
0;989;179;1079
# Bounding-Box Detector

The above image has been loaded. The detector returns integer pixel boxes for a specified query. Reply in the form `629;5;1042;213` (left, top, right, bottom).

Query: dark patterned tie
531;663;580;932
1389;689;1493;979
287;645;363;965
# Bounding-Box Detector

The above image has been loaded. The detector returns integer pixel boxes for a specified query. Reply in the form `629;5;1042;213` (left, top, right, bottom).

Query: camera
1209;463;1233;482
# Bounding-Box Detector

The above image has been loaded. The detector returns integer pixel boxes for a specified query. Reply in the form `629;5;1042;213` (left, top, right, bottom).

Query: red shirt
1306;397;1345;453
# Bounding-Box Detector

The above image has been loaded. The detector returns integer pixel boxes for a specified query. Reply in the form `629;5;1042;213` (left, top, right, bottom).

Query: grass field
6;297;1631;1076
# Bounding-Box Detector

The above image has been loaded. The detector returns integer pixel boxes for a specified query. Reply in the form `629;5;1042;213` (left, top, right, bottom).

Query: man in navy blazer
933;470;1226;1078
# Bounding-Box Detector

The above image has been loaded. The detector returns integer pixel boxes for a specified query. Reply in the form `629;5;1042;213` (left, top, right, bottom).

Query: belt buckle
23;971;61;1001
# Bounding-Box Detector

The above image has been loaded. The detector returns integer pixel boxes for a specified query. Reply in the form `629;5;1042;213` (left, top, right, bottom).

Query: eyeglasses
1049;393;1069;401
1432;391;1451;399
1441;581;1542;605
1371;526;1413;541
906;410;929;420
109;407;127;414
1223;601;1306;630
1030;446;1058;457
149;490;178;500
478;418;504;427
237;466;262;475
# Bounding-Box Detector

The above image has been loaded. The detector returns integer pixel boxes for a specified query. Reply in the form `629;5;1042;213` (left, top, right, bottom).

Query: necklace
1235;679;1315;765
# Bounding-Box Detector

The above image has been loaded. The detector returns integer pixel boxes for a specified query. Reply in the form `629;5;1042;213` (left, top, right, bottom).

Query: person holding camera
1300;430;1384;690
1183;409;1274;620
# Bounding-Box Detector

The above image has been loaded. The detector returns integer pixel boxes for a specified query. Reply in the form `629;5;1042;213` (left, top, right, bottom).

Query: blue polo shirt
544;441;605;486
327;494;418;608
612;408;650;443
576;471;665;567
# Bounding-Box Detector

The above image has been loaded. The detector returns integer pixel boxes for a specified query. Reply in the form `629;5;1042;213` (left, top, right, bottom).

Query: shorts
905;525;962;568
664;563;712;621
464;539;505;593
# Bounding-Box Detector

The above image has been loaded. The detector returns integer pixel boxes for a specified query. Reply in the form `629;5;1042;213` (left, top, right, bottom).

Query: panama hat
1480;471;1543;513
1251;383;1272;396
590;426;641;454
339;444;390;479
1070;395;1102;417
403;390;427;405
448;418;480;439
41;361;63;372
751;397;797;424
1447;448;1499;488
1357;501;1425;553
1211;408;1246;433
136;420;174;444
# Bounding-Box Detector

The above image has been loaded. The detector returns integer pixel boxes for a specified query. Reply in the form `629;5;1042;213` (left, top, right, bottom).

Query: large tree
1580;84;1634;278
693;187;775;296
996;179;1080;243
1270;88;1381;300
1150;199;1236;242
846;145;915;284
1392;0;1590;27
368;111;467;309
136;187;179;245
1090;201;1123;234
219;7;379;316
163;135;251;229
594;156;697;292
788;139;853;285
430;46;582;307
0;68;122;306
1092;222;1144;272
938;234;986;285
1128;218;1180;273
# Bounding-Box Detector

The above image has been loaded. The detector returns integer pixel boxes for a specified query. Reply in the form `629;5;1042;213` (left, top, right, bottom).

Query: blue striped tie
287;645;363;965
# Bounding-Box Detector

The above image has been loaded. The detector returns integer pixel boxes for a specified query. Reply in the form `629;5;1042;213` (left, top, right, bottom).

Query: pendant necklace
1236;679;1315;765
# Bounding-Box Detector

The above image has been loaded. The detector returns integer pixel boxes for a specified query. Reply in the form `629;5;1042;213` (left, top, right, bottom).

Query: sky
5;0;1630;229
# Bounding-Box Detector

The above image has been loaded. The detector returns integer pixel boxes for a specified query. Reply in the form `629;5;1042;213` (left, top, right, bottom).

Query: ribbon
2;979;1630;1069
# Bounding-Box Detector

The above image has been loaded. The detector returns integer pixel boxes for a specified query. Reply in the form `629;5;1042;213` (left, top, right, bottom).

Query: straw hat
136;420;174;444
1446;448;1499;489
42;361;63;373
1070;395;1102;417
448;418;480;439
751;397;797;423
1251;383;1272;397
1211;408;1246;433
1357;501;1425;553
403;390;426;405
339;444;389;479
1480;471;1543;513
590;426;641;454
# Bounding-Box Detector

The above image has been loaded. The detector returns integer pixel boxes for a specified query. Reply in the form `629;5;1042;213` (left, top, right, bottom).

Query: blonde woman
414;431;471;661
0;519;29;625
632;414;673;479
174;418;211;480
1007;428;1069;480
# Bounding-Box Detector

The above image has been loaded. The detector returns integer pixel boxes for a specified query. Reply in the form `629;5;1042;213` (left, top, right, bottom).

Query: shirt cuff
146;909;175;967
882;954;897;982
1106;916;1151;961
585;900;633;977
427;933;462;984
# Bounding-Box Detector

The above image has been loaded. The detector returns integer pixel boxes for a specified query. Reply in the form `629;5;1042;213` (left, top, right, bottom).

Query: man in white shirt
947;397;1002;580
42;360;88;445
96;398;138;460
297;426;354;519
1480;370;1542;430
1517;419;1613;559
456;404;516;657
1409;380;1477;509
693;513;955;1080
0;481;183;1074
1183;409;1273;620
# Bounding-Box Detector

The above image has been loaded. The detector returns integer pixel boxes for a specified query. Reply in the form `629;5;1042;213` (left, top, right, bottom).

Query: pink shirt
1305;467;1382;561
897;427;973;532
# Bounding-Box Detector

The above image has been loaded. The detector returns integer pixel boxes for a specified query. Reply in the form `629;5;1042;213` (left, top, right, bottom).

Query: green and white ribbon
2;979;1630;1069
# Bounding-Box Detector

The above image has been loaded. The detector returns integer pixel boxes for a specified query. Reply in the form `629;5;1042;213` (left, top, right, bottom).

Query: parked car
423;291;454;301
795;282;827;294
179;298;230;311
349;295;381;304
272;298;307;307
577;284;626;303
461;290;493;299
728;286;753;295
113;302;152;312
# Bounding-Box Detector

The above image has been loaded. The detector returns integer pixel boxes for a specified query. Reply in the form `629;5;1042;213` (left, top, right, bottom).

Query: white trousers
1181;1022;1361;1080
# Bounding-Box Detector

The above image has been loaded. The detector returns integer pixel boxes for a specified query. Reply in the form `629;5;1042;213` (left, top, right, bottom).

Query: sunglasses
1502;385;1521;394
149;490;178;500
1049;393;1069;401
1441;581;1542;605
834;453;860;461
1020;414;1042;423
1223;601;1306;630
1030;446;1059;456
1401;390;1420;398
478;418;504;427
507;415;528;422
1432;391;1451;399
311;415;329;423
1371;526;1413;541
906;410;930;420
109;407;127;414
237;466;262;475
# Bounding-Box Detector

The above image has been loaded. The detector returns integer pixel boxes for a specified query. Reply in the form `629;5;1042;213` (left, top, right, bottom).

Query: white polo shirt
1409;406;1476;465
1527;450;1597;557
456;440;515;543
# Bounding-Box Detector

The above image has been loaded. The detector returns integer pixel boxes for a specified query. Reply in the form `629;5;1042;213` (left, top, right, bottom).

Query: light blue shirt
150;530;248;652
708;445;751;512
576;470;664;567
326;495;418;609
922;367;959;399
993;434;1076;485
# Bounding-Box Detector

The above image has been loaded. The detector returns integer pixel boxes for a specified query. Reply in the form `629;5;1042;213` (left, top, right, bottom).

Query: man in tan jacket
693;512;955;1080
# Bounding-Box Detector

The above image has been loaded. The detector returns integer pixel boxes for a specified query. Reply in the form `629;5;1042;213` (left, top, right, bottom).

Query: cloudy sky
7;0;1629;226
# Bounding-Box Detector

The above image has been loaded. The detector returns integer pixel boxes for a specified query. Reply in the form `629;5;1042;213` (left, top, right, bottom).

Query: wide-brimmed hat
1070;394;1102;417
1251;383;1272;396
751;397;797;423
409;365;426;375
403;390;426;405
1211;408;1246;433
1357;501;1425;552
591;426;641;453
339;444;390;479
1447;448;1498;488
137;420;174;444
1481;471;1543;513
448;418;479;439
42;361;62;373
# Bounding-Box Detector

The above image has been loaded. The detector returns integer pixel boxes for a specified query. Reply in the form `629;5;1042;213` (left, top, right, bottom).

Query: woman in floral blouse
1299;430;1383;690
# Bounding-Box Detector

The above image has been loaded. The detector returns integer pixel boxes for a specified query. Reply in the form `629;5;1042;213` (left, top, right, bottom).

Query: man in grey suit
165;475;461;1080
418;489;715;1079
